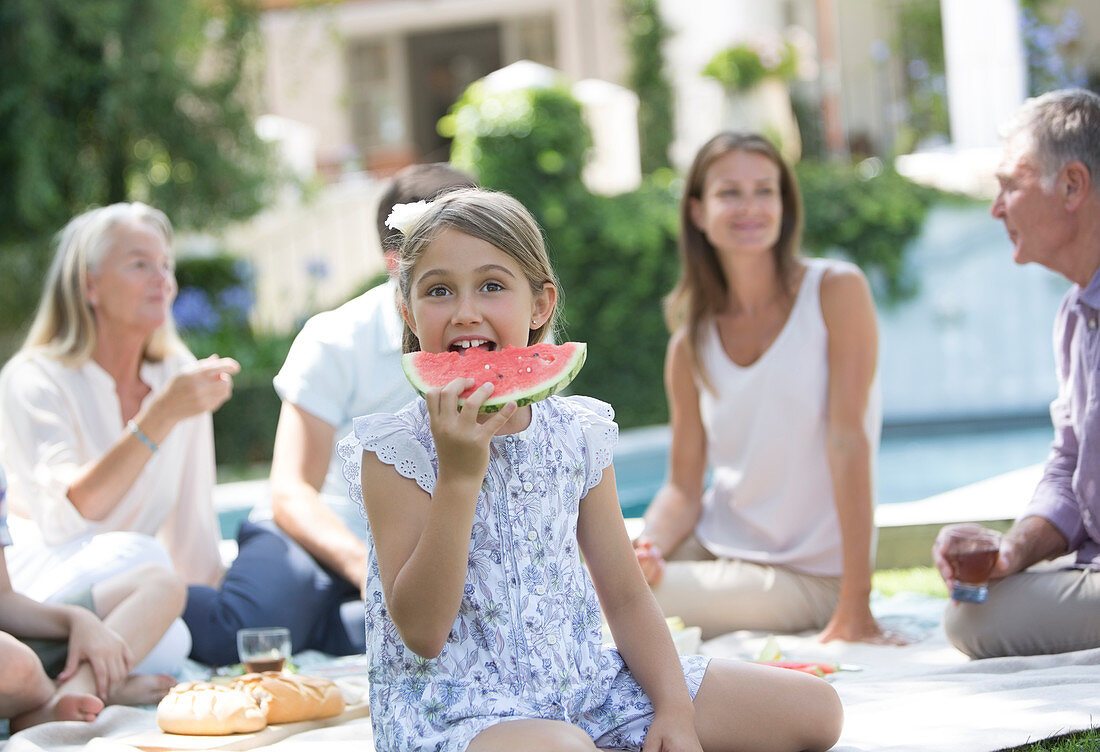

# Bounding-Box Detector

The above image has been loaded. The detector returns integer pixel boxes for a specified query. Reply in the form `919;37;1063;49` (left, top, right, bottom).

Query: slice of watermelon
402;342;587;413
754;660;839;677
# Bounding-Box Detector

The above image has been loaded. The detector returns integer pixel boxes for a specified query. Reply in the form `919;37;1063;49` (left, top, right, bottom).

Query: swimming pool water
214;422;1055;539
613;422;1054;519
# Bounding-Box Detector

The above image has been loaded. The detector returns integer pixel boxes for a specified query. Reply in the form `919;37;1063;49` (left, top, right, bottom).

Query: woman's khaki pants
651;535;841;640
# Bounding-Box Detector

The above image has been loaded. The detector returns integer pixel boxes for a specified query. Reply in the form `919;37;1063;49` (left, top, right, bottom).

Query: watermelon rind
402;342;587;413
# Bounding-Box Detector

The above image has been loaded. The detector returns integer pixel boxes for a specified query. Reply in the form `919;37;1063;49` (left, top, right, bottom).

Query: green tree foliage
0;242;43;362
445;82;680;428
891;0;949;152
797;159;939;303
622;0;674;174
0;0;277;244
172;255;293;465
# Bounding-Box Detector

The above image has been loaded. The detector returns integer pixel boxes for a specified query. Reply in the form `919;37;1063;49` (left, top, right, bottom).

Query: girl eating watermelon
336;188;841;752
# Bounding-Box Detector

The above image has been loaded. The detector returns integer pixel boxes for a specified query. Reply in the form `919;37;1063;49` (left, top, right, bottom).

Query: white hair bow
385;201;434;236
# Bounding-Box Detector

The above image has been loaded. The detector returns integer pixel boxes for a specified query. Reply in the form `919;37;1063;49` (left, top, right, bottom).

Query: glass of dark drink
943;527;1002;604
237;627;291;673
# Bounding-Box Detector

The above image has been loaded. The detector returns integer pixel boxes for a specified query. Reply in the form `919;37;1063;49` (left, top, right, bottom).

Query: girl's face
690;149;783;259
86;221;177;335
404;228;555;355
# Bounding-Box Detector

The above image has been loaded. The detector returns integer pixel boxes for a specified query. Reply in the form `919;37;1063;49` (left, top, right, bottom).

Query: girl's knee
545;723;597;752
801;679;843;751
770;670;843;751
138;563;187;614
0;636;50;701
100;562;186;619
694;658;843;751
469;719;596;752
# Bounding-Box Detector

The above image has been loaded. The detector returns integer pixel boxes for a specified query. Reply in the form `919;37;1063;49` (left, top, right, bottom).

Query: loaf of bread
156;682;267;735
230;672;345;724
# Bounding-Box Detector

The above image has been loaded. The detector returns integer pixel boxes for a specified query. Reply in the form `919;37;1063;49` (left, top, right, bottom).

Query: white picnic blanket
702;593;1100;752
4;594;1098;752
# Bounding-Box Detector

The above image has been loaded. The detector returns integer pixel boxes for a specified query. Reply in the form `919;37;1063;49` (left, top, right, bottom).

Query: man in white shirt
184;164;475;664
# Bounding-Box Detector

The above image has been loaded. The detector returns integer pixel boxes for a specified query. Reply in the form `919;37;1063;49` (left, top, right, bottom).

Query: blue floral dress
337;395;709;752
0;462;12;547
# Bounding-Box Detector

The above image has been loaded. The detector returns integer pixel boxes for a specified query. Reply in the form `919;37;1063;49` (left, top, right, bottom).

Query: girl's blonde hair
396;188;561;353
664;132;804;388
22;202;186;365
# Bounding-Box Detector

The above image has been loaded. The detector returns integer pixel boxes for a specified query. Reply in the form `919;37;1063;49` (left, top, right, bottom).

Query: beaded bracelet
127;420;159;453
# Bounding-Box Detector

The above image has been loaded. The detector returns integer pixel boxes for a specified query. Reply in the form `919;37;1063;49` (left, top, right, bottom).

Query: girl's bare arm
638;330;707;565
579;468;701;750
363;379;516;658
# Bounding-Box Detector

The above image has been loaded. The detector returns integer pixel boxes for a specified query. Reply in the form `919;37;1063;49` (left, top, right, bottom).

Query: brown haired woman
634;132;904;645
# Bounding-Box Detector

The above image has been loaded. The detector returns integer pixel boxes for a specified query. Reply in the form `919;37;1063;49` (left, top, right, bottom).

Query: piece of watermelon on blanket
401;342;587;413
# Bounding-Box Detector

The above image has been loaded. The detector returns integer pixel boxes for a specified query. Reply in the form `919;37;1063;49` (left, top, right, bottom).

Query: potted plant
703;29;814;161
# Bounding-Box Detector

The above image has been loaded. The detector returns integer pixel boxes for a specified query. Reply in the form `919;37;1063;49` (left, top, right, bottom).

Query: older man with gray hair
932;88;1100;659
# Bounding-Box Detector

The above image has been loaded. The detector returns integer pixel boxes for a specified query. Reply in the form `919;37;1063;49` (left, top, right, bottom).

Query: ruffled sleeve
336;405;436;519
562;396;618;493
0;464;11;547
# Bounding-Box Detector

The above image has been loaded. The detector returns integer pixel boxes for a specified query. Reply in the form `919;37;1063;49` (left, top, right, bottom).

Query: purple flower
172;287;219;333
1021;7;1084;94
216;284;254;324
1056;9;1082;45
1032;25;1056;52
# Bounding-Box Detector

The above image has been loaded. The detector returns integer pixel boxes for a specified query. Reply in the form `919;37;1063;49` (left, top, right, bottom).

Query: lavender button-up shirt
1025;266;1100;569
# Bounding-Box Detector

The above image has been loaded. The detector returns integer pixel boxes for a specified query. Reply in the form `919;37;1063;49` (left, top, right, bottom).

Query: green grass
871;566;948;598
1000;729;1100;751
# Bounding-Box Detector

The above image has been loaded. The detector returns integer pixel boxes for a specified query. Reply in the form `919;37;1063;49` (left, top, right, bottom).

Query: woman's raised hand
156;355;241;424
633;538;667;587
426;378;517;484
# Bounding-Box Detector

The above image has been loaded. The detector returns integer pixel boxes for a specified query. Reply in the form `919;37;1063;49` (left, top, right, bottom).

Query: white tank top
694;258;881;576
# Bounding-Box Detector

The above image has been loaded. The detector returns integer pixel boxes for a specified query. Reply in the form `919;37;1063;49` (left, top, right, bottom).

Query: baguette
156;682;267;735
230;672;345;724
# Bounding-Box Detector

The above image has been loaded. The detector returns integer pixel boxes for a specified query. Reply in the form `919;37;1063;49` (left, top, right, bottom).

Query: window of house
347;38;403;159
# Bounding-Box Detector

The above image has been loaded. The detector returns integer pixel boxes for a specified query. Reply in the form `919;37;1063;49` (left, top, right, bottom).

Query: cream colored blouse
0;348;223;586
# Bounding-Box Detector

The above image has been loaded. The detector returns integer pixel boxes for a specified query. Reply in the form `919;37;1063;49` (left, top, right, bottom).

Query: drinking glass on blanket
237;627;291;673
943;527;1002;604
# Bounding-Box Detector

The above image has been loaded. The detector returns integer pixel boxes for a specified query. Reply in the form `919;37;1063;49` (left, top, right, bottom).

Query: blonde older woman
0;202;239;674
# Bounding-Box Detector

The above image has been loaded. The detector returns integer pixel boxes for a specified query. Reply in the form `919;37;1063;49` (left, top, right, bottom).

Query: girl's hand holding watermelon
425;378;516;484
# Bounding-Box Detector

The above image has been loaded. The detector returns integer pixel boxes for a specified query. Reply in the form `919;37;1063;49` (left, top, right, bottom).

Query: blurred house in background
253;0;1100;178
258;0;627;177
226;0;1100;335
